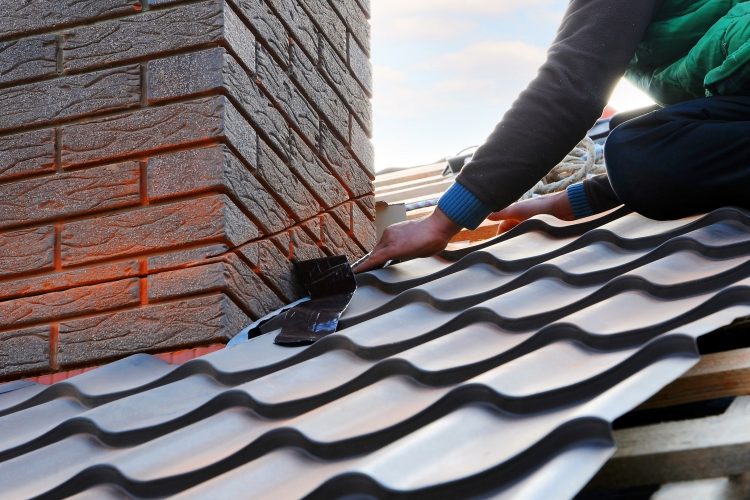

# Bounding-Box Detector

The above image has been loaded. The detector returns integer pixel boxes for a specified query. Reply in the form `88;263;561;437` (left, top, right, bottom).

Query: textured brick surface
231;0;289;66
61;194;258;265
148;49;290;159
320;123;373;197
0;0;140;39
320;42;371;130
0;261;140;302
0;161;140;229
0;326;49;378
257;47;319;145
148;145;292;233
0;0;372;379
266;0;317;60
147;244;229;273
148;254;284;317
334;0;371;54
299;0;347;60
288;131;349;208
350;116;374;172
0;65;141;131
58;294;248;367
61;96;255;168
0;279;139;329
62;0;254;72
291;43;349;140
257;140;321;221
0;36;57;85
0;226;55;279
0;129;55;182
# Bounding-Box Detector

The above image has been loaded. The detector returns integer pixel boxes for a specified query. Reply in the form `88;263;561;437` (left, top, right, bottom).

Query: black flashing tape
274;256;357;347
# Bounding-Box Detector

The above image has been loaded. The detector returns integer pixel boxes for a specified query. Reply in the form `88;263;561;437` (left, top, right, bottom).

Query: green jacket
627;0;750;104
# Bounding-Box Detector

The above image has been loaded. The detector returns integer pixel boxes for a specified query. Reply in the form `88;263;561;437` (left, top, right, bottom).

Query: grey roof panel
2;207;750;498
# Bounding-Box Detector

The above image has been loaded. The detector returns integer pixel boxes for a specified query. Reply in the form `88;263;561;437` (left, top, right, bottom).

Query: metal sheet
2;207;750;498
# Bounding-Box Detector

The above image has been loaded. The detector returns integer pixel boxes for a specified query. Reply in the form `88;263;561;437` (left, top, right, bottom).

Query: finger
353;246;391;273
495;219;520;235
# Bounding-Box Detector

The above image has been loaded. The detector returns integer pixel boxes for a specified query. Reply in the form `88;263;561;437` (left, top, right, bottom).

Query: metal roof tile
1;207;750;497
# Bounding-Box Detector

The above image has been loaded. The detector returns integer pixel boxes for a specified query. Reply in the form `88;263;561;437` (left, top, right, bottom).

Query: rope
519;136;606;200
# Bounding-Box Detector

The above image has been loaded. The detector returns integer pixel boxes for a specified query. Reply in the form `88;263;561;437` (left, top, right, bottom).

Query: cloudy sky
370;0;654;171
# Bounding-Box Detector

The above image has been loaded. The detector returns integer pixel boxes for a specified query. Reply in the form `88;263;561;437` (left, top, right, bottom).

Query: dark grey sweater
438;0;663;228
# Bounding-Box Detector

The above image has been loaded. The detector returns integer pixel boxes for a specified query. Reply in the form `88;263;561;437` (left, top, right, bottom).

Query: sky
369;0;655;171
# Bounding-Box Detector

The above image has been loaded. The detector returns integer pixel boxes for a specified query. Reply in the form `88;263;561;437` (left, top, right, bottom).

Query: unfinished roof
2;206;750;498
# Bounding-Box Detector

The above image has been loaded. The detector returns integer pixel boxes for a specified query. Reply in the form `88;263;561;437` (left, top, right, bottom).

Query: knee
604;122;681;220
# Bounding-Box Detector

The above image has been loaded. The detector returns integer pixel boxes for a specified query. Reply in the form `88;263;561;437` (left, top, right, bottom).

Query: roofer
357;0;750;272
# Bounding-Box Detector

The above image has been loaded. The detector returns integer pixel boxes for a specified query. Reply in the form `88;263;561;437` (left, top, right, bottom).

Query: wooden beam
652;474;750;500
641;347;750;409
590;397;750;488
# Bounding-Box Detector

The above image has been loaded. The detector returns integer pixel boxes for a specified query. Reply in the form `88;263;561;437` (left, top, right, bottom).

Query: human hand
488;190;574;234
354;208;462;273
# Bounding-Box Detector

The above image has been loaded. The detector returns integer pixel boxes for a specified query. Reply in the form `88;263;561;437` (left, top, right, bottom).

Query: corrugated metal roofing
2;206;750;498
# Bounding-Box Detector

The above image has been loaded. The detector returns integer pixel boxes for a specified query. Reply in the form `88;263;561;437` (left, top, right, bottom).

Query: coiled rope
520;136;606;200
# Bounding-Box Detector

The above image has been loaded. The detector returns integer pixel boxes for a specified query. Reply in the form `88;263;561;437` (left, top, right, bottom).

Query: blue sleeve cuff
437;182;492;230
566;182;594;219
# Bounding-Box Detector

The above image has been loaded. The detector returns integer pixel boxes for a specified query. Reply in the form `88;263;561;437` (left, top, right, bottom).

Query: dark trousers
583;96;750;220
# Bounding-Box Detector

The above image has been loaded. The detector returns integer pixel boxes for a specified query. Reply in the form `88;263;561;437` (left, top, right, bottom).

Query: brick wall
0;0;375;380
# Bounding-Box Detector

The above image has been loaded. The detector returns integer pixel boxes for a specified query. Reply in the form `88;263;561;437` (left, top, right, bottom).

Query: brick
0;261;140;302
0;129;55;182
231;0;289;66
257;140;320;221
320;41;371;129
58;294;248;367
271;225;325;262
298;0;347;61
0;326;49;378
266;0;317;61
148;49;289;159
332;0;370;54
288;131;348;208
61;194;258;266
149;253;284;318
290;43;348;140
147;244;229;272
0;0;140;39
0;35;57;85
0;226;55;279
148;145;292;233
320;212;363;260
62;0;254;72
355;0;369;17
61;95;255;168
351;200;376;250
320;123;373;197
350;117;374;172
240;239;299;301
355;195;375;226
0;161;140;229
0;65;140;131
0;279;140;330
348;32;372;94
257;47;319;146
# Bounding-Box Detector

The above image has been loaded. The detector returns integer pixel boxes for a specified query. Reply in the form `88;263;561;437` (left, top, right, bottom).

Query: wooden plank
641;347;750;409
374;162;447;188
375;178;454;204
590;396;750;488
652;474;750;500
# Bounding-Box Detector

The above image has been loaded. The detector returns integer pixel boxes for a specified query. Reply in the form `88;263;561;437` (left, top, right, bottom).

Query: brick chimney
0;0;374;379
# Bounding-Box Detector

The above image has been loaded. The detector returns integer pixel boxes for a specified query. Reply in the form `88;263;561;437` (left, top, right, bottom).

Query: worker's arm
357;0;662;273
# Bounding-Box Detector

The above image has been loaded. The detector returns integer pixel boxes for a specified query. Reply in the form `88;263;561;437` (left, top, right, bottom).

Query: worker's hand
488;190;574;233
355;208;462;273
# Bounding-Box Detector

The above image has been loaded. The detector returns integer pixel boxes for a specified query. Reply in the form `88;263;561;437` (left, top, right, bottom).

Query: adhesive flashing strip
275;256;357;346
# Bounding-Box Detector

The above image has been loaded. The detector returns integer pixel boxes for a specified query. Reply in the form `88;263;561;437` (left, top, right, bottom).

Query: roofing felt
2;206;750;498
